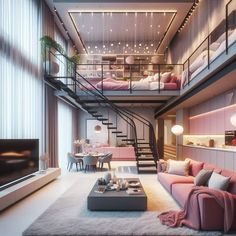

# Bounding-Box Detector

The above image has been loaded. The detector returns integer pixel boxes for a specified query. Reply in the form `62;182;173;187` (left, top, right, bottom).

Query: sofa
157;158;236;231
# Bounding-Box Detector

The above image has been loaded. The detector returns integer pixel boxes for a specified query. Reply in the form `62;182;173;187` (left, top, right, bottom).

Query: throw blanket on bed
158;186;234;232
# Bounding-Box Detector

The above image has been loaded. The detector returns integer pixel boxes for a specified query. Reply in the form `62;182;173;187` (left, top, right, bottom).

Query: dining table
75;152;106;158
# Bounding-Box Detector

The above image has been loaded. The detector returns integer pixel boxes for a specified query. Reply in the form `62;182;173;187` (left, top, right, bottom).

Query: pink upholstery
203;163;222;174
158;172;194;193
198;193;236;230
221;169;236;195
172;183;194;208
164;82;178;90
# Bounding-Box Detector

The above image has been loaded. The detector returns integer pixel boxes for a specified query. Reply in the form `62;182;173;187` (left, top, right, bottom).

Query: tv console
0;168;61;211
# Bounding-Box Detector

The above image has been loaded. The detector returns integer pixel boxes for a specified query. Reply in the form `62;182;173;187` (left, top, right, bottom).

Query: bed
181;28;236;88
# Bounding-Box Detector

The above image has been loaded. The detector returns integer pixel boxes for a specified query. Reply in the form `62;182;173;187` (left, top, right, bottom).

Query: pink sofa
157;159;236;231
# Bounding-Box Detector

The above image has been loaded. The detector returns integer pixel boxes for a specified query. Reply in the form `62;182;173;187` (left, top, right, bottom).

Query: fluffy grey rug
23;174;227;236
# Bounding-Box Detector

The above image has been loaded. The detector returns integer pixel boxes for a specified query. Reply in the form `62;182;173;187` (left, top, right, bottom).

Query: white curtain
58;100;74;169
0;0;44;154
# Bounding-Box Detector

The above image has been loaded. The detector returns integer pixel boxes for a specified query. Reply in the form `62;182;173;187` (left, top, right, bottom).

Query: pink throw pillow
160;72;171;83
169;75;177;83
185;158;204;177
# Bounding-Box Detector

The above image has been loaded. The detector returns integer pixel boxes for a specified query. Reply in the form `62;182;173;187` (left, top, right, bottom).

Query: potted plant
40;36;64;75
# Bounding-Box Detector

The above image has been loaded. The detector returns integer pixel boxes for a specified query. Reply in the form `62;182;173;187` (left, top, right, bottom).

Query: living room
1;0;236;235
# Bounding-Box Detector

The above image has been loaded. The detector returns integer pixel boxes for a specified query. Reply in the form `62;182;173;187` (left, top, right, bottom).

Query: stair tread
137;158;154;161
103;122;113;125
122;139;134;141
138;169;157;174
92;115;103;117
112;131;123;134
107;127;117;129
138;152;153;155
116;135;128;137
97;118;108;121
137;163;156;167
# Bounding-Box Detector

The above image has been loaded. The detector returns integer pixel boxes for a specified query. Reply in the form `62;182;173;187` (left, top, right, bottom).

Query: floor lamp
171;125;184;160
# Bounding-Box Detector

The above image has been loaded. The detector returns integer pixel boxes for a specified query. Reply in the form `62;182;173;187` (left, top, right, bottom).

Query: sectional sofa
157;158;236;231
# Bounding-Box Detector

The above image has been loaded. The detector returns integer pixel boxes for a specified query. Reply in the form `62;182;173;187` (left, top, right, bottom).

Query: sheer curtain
58;100;74;169
0;0;44;154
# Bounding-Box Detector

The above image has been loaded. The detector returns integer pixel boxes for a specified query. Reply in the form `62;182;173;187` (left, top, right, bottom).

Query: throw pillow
194;169;213;186
208;172;231;191
160;72;171;83
167;160;190;176
185;158;204;176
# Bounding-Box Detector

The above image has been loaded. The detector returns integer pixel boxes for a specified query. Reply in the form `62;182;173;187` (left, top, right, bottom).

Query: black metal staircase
43;45;159;173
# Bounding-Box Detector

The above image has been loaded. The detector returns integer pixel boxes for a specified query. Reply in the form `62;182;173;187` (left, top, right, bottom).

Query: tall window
0;0;44;154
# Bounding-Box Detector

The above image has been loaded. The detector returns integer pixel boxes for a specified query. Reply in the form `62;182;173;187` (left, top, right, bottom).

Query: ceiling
46;0;195;55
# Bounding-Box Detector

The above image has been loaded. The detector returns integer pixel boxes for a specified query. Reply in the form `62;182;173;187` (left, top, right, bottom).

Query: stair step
138;169;157;174
92;114;103;118
138;152;153;155
112;131;123;134
137;142;150;145
137;163;156;167
138;147;151;150
102;122;113;125
116;135;127;138
97;118;108;121
137;158;154;161
107;127;117;129
122;139;135;142
88;111;98;114
126;142;134;145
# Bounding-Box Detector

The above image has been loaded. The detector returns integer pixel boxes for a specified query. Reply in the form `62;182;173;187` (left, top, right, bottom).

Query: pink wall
189;89;236;135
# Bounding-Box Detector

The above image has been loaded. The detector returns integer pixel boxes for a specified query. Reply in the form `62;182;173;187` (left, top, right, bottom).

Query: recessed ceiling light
83;48;86;51
103;45;106;48
163;12;166;16
118;42;121;45
111;43;114;46
146;46;149;49
95;46;97;49
125;50;127;53
139;43;142;46
110;29;112;32
125;12;128;16
151;44;154;47
88;46;90;49
126;44;129;47
158;25;160;28
150;25;152;28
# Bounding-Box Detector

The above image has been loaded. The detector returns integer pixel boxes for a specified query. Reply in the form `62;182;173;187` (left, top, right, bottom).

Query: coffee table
87;178;147;211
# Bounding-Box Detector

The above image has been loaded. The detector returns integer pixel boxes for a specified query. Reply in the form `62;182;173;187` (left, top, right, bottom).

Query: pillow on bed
160;72;171;83
189;50;208;73
169;74;177;83
153;73;160;81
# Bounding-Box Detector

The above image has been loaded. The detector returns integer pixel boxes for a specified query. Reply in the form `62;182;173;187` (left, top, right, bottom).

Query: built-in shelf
183;144;236;152
0;168;61;211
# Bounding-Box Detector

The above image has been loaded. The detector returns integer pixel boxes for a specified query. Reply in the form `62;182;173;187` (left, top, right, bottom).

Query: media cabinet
0;168;61;211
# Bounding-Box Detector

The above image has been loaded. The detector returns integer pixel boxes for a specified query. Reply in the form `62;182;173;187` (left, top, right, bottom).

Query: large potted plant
40;36;64;75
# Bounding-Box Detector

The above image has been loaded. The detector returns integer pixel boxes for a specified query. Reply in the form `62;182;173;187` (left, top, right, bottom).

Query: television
0;139;39;189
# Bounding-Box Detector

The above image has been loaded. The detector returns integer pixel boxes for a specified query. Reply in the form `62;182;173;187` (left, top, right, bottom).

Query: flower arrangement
74;138;86;147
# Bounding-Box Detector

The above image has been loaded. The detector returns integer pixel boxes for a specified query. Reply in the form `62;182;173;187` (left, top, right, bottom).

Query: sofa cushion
221;169;236;194
164;83;178;90
203;163;222;174
158;172;194;193
167;159;190;176
208;172;230;191
186;158;204;176
194;169;213;186
172;183;194;208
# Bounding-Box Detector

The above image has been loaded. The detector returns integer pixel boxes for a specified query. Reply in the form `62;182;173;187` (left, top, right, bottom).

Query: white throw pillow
208;172;230;191
167;160;190;176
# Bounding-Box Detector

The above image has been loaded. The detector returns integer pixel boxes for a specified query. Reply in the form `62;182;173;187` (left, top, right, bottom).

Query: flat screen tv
0;139;39;188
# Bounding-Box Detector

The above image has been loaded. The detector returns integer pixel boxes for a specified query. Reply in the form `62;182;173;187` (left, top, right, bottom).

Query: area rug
23;174;227;236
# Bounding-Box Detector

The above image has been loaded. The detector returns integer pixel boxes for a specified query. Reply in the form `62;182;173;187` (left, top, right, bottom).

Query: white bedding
181;28;236;88
131;81;164;90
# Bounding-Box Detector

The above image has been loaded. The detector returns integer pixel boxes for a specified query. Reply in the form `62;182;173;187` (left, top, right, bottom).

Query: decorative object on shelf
94;125;102;133
171;125;184;136
209;139;215;147
151;55;159;64
230;113;236;127
39;153;49;174
125;55;135;64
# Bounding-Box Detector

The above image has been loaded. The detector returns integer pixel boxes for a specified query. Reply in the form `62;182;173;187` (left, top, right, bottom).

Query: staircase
43;45;159;173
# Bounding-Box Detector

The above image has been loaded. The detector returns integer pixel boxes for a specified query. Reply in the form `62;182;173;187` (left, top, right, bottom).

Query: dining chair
83;155;98;173
67;153;83;171
98;152;113;170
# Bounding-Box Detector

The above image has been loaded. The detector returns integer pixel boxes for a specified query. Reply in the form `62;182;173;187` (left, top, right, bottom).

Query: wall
168;0;229;64
78;107;156;147
176;88;236;171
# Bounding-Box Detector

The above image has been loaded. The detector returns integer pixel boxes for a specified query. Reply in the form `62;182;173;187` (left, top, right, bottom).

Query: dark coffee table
87;178;147;211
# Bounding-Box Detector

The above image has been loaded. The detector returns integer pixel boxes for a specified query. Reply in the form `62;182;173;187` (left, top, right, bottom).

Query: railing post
207;36;210;69
129;65;132;94
158;64;161;93
74;62;76;94
102;64;104;94
187;59;190;86
225;1;230;55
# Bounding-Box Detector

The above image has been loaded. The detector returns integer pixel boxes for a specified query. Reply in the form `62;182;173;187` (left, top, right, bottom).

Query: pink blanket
158;186;234;232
